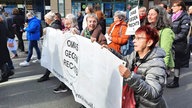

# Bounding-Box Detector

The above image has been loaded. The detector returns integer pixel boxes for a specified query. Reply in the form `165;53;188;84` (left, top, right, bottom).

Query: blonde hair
44;11;55;20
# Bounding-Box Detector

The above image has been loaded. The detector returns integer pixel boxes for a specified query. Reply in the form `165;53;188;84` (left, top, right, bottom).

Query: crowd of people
0;0;192;107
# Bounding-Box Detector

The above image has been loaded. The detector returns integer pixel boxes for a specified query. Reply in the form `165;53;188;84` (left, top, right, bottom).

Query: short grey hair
86;13;98;22
114;11;126;21
65;13;78;27
44;11;55;21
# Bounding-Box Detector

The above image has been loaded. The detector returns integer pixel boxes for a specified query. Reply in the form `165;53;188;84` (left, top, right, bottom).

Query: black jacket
0;21;10;66
171;11;191;68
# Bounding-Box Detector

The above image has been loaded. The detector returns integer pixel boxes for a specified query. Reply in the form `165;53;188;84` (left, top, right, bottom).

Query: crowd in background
0;0;192;108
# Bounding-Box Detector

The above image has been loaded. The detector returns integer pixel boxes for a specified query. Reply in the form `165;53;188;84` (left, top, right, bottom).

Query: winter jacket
77;14;84;32
112;47;167;108
12;14;25;33
159;28;175;69
171;11;191;68
0;21;10;66
24;16;41;41
6;17;15;39
81;24;107;45
107;21;129;53
51;20;62;30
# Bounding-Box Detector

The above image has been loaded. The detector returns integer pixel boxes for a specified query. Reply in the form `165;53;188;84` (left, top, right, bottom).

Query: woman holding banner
81;13;106;45
104;25;167;108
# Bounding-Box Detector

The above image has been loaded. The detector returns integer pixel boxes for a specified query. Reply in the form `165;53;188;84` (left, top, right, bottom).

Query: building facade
1;0;192;22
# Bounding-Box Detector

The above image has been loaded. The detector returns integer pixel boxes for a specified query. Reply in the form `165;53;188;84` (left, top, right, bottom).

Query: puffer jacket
24;16;41;40
112;47;167;108
107;21;129;53
0;20;10;66
171;11;191;68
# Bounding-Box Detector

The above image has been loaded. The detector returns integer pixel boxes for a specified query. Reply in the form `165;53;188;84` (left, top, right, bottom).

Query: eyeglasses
133;36;147;41
172;5;179;7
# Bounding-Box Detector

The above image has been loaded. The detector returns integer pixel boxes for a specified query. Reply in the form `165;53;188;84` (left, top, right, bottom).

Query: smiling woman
81;13;107;45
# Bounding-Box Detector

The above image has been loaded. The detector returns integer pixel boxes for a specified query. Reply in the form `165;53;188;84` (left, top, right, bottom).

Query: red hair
135;25;159;49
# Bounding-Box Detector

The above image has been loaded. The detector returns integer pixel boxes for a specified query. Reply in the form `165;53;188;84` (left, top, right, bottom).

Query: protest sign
126;6;140;35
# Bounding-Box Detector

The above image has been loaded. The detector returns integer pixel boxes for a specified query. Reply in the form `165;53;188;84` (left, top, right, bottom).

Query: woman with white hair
19;11;41;67
63;13;80;34
37;11;62;83
107;11;129;54
53;13;80;93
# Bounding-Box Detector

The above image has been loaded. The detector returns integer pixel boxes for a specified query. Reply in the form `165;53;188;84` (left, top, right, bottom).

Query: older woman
143;6;175;78
109;25;167;108
80;13;106;108
63;13;80;35
81;13;106;45
107;11;129;54
53;13;80;93
37;11;62;83
166;1;191;88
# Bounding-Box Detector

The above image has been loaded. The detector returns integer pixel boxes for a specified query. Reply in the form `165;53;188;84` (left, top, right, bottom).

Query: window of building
58;0;65;17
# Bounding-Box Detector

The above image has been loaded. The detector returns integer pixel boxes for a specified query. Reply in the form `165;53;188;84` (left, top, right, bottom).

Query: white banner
41;27;124;108
126;6;140;35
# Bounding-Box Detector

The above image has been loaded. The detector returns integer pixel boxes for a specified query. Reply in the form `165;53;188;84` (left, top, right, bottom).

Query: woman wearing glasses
104;25;167;108
167;1;191;88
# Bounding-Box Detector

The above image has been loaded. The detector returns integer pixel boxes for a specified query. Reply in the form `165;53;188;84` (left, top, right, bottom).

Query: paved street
0;40;192;108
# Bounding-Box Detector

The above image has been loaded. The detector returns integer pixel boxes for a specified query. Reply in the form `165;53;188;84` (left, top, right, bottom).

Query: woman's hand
101;44;109;49
90;37;96;43
108;36;112;41
119;64;131;78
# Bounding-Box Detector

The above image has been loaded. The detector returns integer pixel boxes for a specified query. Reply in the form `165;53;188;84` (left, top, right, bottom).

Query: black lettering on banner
129;21;140;27
63;59;78;76
67;40;78;51
130;10;136;16
129;15;138;22
76;93;94;108
65;50;78;63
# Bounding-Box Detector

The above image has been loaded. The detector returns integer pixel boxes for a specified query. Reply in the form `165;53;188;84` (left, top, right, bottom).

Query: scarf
172;10;183;22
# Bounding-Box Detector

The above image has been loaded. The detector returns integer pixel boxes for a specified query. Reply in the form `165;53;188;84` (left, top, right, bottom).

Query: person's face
54;15;59;21
64;19;72;29
113;16;121;22
139;8;146;17
133;32;152;53
85;7;90;14
147;9;158;24
87;17;97;31
171;3;182;13
189;7;192;14
166;7;172;13
44;17;51;25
